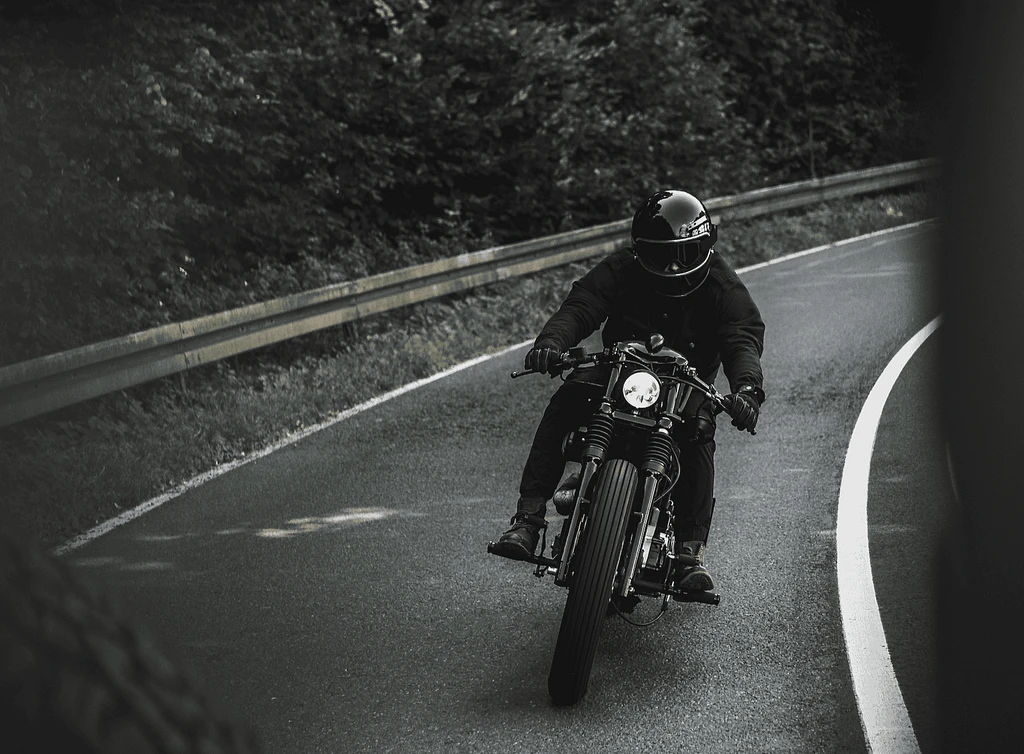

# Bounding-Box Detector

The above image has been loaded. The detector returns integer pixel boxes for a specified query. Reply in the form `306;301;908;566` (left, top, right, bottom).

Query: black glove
726;388;762;433
524;344;561;376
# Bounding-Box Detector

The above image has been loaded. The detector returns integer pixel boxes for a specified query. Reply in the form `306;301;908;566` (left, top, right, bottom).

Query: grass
0;190;932;550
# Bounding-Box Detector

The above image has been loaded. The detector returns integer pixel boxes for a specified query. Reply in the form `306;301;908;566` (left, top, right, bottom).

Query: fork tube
554;457;600;585
618;473;659;597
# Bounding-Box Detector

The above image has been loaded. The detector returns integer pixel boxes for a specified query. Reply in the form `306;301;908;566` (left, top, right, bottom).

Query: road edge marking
56;219;934;556
53;342;531;556
737;219;933;274
837;316;940;753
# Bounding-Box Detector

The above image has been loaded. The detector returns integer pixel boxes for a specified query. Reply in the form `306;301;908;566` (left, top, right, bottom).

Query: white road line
737;220;932;274
837;316;941;753
55;219;934;556
54;343;529;556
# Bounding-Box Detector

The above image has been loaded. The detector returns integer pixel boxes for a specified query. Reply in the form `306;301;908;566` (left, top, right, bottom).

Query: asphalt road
67;223;941;753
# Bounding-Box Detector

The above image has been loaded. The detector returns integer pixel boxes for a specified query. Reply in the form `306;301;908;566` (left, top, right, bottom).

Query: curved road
67;223;940;752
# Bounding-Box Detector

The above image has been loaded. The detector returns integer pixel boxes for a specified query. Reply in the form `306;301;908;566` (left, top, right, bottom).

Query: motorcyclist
491;190;765;591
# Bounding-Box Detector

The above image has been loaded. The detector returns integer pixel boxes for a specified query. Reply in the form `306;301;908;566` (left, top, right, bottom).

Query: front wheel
547;458;638;706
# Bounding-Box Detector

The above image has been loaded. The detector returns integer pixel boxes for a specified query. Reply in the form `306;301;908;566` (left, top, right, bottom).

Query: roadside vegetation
2;0;924;364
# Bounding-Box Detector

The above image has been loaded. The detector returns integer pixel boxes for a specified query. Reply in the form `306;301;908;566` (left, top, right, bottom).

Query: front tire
547;458;638;706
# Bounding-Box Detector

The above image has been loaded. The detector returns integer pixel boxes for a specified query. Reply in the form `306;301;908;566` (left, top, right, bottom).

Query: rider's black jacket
535;249;765;394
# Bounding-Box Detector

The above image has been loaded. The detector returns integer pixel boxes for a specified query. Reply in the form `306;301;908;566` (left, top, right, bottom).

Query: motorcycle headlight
621;370;661;409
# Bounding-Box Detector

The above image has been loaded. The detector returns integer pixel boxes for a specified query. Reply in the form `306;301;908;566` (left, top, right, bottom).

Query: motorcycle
488;333;748;706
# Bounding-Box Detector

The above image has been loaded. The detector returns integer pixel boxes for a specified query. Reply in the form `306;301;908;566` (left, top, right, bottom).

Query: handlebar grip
512;351;573;379
718;394;757;435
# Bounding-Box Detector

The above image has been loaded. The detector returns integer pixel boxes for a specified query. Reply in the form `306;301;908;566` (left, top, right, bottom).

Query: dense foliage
696;0;913;181
0;0;923;363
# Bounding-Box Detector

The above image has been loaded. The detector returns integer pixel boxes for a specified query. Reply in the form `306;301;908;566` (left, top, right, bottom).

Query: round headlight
621;371;661;409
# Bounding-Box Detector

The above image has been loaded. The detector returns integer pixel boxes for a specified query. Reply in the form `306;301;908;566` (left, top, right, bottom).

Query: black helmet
631;190;718;297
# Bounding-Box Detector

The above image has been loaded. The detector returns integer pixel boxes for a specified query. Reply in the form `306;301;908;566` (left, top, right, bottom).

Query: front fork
554;419;674;592
553;454;669;595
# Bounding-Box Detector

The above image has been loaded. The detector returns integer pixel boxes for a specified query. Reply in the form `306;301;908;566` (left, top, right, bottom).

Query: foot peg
671;588;720;605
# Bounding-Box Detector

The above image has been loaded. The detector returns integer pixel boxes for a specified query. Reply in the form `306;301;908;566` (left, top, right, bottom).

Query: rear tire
547;458;638;706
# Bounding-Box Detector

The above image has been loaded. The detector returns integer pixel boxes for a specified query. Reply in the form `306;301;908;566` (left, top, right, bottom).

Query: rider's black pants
516;380;717;545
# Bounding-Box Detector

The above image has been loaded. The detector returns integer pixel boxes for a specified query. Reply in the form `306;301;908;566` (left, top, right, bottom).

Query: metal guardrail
0;158;937;426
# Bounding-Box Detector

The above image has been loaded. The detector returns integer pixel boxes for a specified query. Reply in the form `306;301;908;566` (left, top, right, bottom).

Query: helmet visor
634;236;712;276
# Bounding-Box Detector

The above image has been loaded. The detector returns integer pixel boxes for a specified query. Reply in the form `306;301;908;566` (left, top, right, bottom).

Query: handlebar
512;344;757;435
509;367;546;379
511;345;755;434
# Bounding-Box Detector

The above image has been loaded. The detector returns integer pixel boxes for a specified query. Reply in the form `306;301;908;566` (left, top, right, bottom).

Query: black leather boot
673;540;714;591
491;513;546;561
